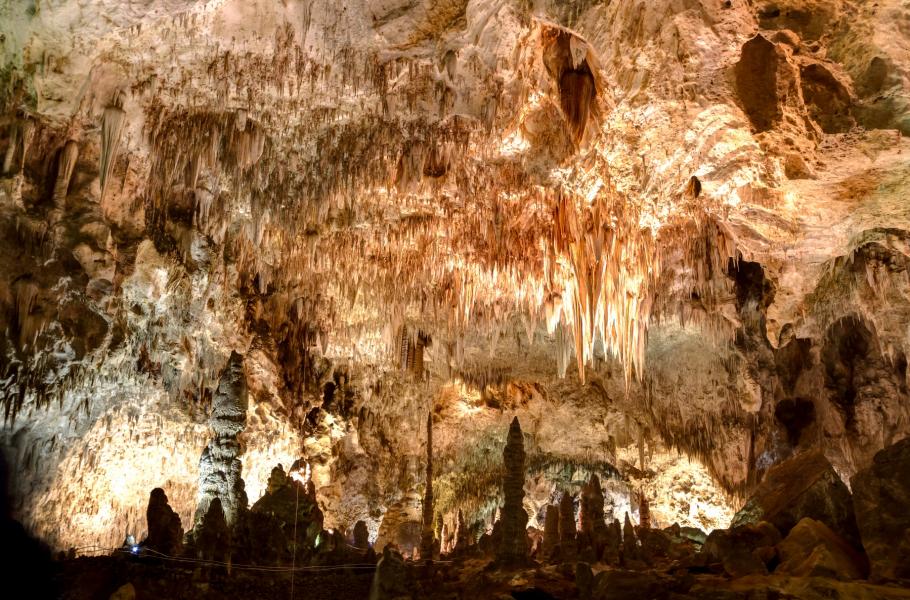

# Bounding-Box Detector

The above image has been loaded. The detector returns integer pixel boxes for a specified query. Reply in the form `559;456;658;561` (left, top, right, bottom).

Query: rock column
194;351;249;530
497;417;528;565
420;411;435;560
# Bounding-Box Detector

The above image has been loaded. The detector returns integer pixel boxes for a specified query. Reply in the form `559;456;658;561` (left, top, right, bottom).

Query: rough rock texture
193;352;249;530
777;517;867;580
732;450;859;545
541;504;559;560
851;437;910;582
497;417;528;565
702;521;782;578
143;487;183;556
353;520;370;550
247;464;323;566
195;497;229;564
419;412;434;561
0;0;909;563
580;475;606;538
559;491;577;556
369;545;412;600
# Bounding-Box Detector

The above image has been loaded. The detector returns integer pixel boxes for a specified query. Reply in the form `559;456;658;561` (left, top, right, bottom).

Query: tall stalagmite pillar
420;411;435;560
193;351;249;531
497;416;528;565
559;491;577;560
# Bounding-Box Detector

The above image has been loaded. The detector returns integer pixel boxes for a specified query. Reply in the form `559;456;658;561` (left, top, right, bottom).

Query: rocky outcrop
777;517;867;580
143;488;183;556
193;352;249;531
732;450;859;546
497;417;528;565
734;34;811;135
247;462;323;566
851;437;910;582
702;521;781;578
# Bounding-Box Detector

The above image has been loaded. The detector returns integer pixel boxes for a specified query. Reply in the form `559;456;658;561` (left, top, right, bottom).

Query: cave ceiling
0;0;909;551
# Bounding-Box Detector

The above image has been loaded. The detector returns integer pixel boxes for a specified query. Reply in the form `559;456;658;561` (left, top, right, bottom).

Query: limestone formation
542;504;559;560
193;352;249;531
420;411;434;561
851;437;910;581
196;497;230;564
776;518;867;580
248;462;323;565
732;450;859;546
621;513;639;564
702;521;781;578
559;491;576;555
353;520;370;550
497;417;528;565
369;545;411;600
2;2;910;597
579;475;605;537
143;488;183;556
454;510;470;554
637;489;650;530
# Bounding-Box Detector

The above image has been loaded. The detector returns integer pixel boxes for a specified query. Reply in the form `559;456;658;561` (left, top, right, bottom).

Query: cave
2;2;910;599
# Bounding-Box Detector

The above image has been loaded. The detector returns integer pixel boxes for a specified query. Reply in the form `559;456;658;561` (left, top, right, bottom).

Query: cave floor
53;555;910;600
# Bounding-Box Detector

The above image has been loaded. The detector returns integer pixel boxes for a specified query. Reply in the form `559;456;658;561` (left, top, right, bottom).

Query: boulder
732;450;859;547
702;521;781;578
777;518;867;580
851;437;910;582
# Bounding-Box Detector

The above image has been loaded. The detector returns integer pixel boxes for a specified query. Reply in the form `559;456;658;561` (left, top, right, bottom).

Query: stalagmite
559;491;576;555
496;417;528;565
542;504;559;559
420;411;434;560
580;474;606;537
622;512;640;562
353;520;370;550
638;489;651;530
193;351;249;530
454;509;470;553
144;488;183;556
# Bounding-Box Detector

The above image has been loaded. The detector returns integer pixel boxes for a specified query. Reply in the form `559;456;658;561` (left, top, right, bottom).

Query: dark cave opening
821;316;874;421
774;397;815;446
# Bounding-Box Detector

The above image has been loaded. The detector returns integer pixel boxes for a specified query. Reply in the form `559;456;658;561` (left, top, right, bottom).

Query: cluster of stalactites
124;12;742;387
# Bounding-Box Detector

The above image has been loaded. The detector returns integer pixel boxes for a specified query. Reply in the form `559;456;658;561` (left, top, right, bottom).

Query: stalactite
52;140;79;209
100;104;126;199
2;121;18;175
